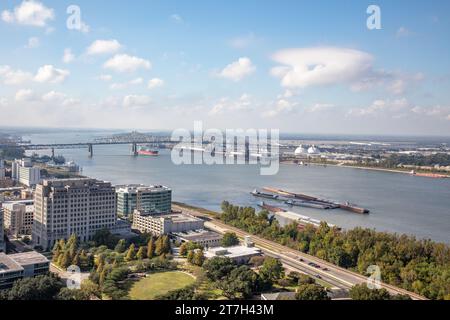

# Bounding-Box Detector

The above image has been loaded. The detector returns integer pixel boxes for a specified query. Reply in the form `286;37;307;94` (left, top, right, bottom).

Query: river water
22;130;450;244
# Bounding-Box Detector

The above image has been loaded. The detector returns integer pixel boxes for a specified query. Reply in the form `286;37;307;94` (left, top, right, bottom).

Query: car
315;265;321;269
323;268;329;271
315;274;322;279
308;262;315;266
299;258;304;262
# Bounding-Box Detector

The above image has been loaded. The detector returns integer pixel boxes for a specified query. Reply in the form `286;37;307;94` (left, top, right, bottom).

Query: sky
0;0;450;135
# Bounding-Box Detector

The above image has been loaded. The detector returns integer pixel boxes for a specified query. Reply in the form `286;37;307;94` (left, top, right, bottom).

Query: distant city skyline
1;0;450;135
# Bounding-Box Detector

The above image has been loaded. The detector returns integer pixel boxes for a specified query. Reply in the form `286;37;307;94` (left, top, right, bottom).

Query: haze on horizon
1;0;450;136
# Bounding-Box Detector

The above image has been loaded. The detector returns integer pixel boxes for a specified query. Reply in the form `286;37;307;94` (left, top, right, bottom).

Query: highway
174;204;428;300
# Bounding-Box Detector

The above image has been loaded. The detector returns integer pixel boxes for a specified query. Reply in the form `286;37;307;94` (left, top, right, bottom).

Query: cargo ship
138;146;159;156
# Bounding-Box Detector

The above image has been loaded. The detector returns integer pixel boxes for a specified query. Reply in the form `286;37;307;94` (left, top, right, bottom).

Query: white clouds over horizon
1;0;54;27
87;39;122;55
218;57;256;81
104;54;151;73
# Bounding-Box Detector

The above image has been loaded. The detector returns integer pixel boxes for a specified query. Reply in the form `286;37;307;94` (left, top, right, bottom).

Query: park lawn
128;271;195;300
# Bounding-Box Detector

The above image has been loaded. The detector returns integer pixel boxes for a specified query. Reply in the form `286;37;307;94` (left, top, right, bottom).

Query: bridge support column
88;143;93;157
131;143;138;156
244;138;250;164
51;148;55;159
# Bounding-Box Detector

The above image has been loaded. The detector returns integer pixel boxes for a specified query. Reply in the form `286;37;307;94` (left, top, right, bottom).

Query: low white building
172;229;223;248
204;245;262;264
132;210;204;236
0;251;49;289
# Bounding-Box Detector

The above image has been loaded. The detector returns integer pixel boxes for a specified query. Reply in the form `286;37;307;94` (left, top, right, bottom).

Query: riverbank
281;160;450;178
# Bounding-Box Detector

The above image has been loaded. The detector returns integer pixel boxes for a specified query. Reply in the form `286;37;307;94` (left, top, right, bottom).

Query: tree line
220;201;450;300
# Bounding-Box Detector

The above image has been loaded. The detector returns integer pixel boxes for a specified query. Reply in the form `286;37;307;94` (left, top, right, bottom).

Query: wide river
23;131;450;244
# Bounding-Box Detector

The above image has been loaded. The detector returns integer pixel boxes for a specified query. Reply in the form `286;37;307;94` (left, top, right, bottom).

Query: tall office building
32;178;117;250
0;159;5;180
0;206;5;252
116;184;172;217
12;159;41;187
2;200;34;236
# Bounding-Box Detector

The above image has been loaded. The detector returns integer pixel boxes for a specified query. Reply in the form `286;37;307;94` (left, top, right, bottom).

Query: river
22;130;450;244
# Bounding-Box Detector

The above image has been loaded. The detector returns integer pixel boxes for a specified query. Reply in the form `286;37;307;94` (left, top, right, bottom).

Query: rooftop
173;229;223;242
135;211;201;223
8;251;49;266
116;184;171;193
0;253;24;273
205;245;261;259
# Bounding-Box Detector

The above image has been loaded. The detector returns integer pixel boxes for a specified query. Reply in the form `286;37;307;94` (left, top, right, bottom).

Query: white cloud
104;54;151;73
218;57;256;81
79;21;90;34
209;94;253;115
348;98;409;116
123;95;151;108
25;37;40;49
170;14;184;24
0;97;7;107
2;0;54;27
396;27;412;38
97;74;112;82
110;78;144;90
262;99;296;118
86;39;122;55
0;65;33;85
271;47;373;89
34;65;70;83
308;103;335;113
62;48;75;64
15;89;36;102
41;90;66;102
148;78;164;89
411;105;450;119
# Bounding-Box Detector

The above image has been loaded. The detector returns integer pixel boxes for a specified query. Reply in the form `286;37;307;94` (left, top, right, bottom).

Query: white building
2;200;34;236
204;245;262;264
172;229;223;248
0;207;5;252
32;178;117;250
132;210;204;236
12;159;41;187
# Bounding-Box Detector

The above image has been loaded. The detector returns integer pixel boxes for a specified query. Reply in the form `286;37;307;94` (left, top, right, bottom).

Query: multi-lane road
175;204;427;300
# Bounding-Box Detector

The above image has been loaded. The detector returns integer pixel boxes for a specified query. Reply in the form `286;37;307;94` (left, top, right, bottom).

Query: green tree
193;250;205;266
136;246;147;260
147;238;155;258
4;274;63;300
349;284;392;300
125;243;136;261
203;257;236;281
259;257;284;283
155;236;164;256
221;232;239;247
296;283;330;300
114;239;127;253
187;250;195;264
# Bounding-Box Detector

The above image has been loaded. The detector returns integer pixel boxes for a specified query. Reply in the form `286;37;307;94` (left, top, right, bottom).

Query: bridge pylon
131;143;138;156
88;143;93;157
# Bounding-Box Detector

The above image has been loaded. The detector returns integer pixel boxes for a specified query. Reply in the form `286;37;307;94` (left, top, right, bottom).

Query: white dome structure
307;145;320;154
294;145;306;155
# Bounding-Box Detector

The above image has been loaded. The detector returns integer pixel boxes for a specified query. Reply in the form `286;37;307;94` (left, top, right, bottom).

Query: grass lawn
128;271;196;300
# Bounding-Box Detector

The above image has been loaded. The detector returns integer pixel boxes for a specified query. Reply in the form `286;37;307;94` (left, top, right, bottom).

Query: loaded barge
251;187;369;214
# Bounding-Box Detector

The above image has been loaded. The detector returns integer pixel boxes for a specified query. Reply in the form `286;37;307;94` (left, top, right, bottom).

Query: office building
0;251;49;289
2;200;34;236
0;159;5;180
0;207;5;252
132;210;204;236
116;184;172;217
12;159;41;187
32;178;117;250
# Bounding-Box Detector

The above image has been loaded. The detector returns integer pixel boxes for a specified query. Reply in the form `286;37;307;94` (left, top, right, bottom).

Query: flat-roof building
32;178;117;250
0;207;5;252
116;184;172;217
0;251;49;289
132;210;204;236
2;199;34;236
204;245;262;264
172;230;223;248
12;159;41;187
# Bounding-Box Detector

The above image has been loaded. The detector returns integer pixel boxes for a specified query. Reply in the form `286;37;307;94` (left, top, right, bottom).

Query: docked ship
138;146;159;156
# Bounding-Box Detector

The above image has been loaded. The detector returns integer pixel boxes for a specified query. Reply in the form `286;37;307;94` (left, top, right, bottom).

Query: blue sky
0;0;449;135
